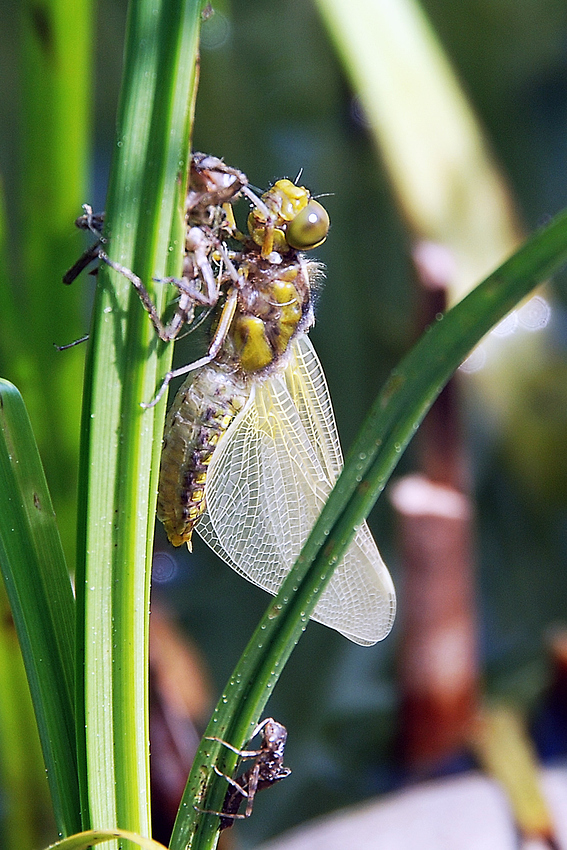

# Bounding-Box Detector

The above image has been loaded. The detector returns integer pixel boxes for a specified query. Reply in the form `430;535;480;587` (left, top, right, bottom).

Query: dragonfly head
248;179;330;257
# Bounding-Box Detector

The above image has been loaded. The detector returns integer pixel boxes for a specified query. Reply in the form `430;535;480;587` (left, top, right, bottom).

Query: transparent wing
197;335;396;645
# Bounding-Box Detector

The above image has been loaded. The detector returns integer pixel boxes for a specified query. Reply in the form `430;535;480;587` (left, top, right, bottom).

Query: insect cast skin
186;152;249;219
63;152;250;334
199;718;291;831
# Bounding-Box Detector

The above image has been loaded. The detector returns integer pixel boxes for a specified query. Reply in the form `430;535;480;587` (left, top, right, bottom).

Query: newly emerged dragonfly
65;154;396;646
156;168;395;646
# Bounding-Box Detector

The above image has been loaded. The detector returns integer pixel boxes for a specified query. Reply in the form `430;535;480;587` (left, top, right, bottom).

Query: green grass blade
170;207;567;850
0;579;54;850
74;0;204;837
13;0;94;561
48;827;168;850
0;380;79;837
315;0;522;300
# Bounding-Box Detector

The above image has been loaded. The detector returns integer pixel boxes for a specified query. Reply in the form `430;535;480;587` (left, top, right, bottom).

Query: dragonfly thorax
222;255;314;374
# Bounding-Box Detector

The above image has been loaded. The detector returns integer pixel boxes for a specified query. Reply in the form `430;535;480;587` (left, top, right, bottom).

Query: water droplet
492;311;518;337
201;10;232;50
518;295;551;331
152;551;177;583
459;345;486;374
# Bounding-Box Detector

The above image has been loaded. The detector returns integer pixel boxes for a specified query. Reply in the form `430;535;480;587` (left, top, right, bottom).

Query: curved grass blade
47;828;168;850
0;379;79;836
170;207;567;850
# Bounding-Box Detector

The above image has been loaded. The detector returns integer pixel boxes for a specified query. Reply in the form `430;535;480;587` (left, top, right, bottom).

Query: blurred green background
2;0;567;846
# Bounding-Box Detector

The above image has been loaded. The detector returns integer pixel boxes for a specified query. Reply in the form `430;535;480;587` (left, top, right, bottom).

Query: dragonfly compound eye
286;200;330;251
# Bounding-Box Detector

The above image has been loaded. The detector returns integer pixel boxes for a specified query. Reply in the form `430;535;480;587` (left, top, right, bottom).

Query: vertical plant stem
74;0;204;837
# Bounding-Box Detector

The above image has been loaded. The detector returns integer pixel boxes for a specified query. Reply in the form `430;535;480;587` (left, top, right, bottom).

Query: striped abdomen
157;364;250;548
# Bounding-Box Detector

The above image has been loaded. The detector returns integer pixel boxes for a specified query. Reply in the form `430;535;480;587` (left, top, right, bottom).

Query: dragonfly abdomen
158;364;250;548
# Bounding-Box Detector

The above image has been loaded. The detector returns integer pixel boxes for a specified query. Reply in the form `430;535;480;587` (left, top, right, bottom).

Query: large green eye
286;200;330;250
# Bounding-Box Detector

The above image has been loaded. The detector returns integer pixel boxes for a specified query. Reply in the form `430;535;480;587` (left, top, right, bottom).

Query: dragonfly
65;155;396;646
156;168;396;646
